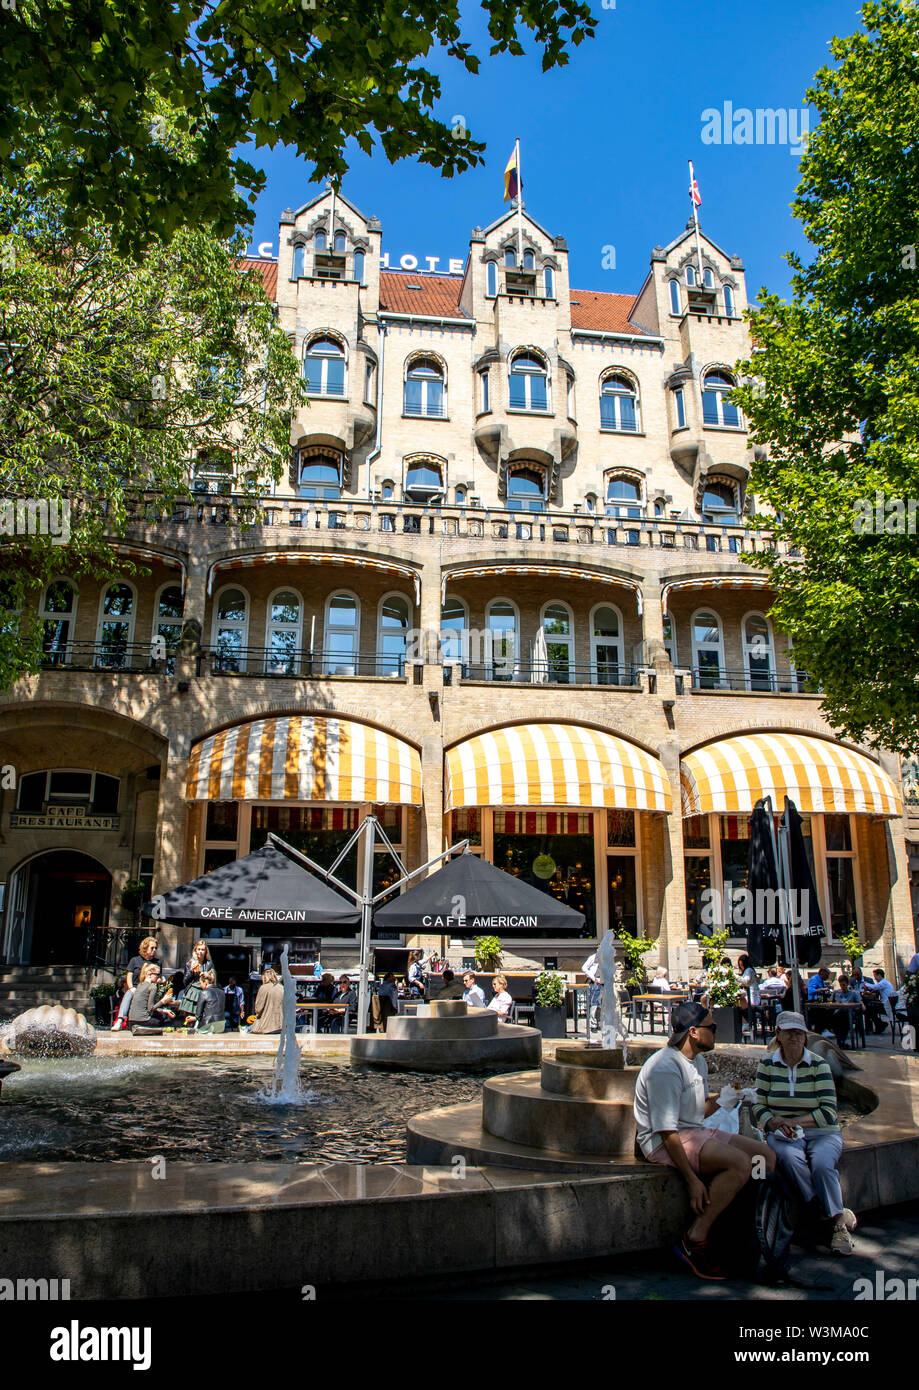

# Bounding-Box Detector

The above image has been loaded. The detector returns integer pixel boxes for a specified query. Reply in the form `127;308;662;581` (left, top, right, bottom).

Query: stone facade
0;188;915;984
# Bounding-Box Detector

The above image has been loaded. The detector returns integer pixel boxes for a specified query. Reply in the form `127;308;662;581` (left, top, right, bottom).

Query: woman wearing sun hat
753;1010;857;1255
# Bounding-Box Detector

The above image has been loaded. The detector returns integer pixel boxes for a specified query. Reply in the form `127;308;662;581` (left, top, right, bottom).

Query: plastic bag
703;1103;740;1133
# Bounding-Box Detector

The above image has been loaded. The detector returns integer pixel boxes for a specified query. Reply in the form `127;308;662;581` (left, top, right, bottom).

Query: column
658;739;689;979
641;579;676;700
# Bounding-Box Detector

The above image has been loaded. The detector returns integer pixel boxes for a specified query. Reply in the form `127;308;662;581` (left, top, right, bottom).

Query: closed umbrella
781;797;824;969
746;797;780;968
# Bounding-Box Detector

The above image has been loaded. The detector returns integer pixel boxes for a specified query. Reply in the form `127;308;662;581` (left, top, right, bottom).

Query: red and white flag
689;162;702;207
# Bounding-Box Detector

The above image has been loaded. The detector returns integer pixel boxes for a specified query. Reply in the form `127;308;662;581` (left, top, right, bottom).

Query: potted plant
837;927;864;969
616;930;654;995
901;969;919;1050
89;982;116;1026
533;970;567;1039
120;878;147;914
474;935;503;972
702;928;744;1043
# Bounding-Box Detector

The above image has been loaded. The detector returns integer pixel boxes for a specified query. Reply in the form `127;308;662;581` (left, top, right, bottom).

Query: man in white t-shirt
633;1000;775;1281
759;967;786;998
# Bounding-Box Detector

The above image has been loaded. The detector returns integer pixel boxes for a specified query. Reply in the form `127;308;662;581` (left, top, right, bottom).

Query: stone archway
4;850;112;966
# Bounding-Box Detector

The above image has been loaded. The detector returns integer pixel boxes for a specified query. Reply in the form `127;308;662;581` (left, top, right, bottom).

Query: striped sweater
753;1049;839;1133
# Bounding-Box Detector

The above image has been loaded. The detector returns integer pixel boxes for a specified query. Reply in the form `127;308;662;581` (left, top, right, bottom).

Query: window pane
328;594;357;625
270;593;300;624
620;396;637;430
43;581;74;613
326;358;345;395
593;605;619;637
92;774;119;813
217;589;247;621
607;857;637;934
158;586;183;619
702;391;719;425
600;396;616;428
543;604;570;635
529;375;547;410
827;857;857;935
509;375;526;409
684;815;710;849
675;390;686;427
824;813;852;852
607;809;635;847
304;359;323;393
722;399;740;427
103;584;133;616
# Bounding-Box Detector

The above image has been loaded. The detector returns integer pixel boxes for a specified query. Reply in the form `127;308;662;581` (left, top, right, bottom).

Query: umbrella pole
356;816;377;1036
777;807;802;1016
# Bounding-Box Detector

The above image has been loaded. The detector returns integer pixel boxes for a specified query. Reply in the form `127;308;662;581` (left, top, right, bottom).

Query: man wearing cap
753;1011;857;1256
633;1000;776;1280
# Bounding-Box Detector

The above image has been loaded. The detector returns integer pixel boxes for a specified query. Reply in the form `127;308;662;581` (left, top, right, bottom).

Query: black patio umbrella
372;850;586;934
143;842;361;929
782;797;825;969
746;797;781;968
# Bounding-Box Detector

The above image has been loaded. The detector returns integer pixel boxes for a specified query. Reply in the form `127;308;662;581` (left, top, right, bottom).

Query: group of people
634;1001;857;1281
113;938;228;1033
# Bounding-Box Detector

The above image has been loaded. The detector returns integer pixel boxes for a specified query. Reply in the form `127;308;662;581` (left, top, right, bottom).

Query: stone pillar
642;580;676;699
658;739;688;979
878;753;917;977
151;735;192;895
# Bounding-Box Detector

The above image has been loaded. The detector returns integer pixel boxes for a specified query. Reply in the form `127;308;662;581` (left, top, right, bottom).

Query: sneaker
830;1225;855;1256
674;1234;726;1280
841;1208;857;1232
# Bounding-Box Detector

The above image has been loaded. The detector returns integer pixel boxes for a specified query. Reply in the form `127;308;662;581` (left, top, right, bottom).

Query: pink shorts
646;1128;748;1176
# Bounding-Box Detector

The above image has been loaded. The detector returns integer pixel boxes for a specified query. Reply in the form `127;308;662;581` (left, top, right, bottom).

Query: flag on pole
689;163;702;207
504;146;521;202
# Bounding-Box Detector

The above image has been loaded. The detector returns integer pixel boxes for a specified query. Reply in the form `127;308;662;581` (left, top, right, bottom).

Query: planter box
533;1004;567;1039
712;1005;744;1044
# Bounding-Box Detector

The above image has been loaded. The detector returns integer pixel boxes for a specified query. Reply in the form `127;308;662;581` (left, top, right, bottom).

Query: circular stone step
540;1057;639;1101
385;1012;498;1040
350;1023;541;1072
482;1073;638;1156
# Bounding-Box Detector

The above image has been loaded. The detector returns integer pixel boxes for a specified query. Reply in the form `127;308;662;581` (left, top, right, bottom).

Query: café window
16;770;120;814
493;809;597;938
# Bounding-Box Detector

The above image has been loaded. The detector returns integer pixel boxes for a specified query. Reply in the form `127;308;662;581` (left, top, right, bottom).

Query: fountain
597;929;628;1063
350;999;541;1071
0;1058;20;1097
257;946;305;1104
2;1004;96;1058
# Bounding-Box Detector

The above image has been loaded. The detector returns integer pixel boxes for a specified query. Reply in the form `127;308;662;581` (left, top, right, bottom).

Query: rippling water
0;1057;486;1164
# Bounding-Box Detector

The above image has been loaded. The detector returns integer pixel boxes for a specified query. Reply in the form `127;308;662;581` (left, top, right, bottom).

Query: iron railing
40;642;178;674
689;666;818;694
198;646;409;679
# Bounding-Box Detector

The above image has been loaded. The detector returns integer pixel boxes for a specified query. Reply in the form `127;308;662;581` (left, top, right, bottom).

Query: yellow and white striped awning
443;565;643;612
680;733;901;817
445;723;671;813
186;716;422;805
661;576;771;615
112;545;186;592
207;552;420;604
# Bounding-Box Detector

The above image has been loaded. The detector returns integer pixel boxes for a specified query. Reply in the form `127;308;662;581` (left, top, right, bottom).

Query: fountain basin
350;1001;541;1071
3;1004;96;1058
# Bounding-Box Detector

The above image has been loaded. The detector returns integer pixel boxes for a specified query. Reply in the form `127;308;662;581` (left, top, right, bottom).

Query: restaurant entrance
3;850;112;965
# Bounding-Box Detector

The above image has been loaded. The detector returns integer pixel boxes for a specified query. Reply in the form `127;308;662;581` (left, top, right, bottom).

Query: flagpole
515;137;523;266
688;159;704;284
329;181;337;246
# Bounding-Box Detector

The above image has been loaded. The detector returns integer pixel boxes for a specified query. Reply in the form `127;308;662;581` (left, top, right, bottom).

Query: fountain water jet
257;946;308;1105
597;930;628;1065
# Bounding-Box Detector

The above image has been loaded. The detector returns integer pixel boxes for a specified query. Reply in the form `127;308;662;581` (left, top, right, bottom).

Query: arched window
353;249;365;284
380;479;394;501
600;373;639;432
691;610;724;689
304;335;346;396
703;266;715;288
478;367;490;413
486;599;518;681
662;614;677;664
702;369;740;427
669;279;681;314
440;596;468;667
455;485;467;505
590;604;623;685
265;589;302;675
686;264;697;286
508;350;549;412
154;584;183;674
653;498;665;517
544;266;555;298
292;245;306;279
541;601;574;684
605;474;643;519
212;586;249;673
192;453;232;495
378;593;410;677
584;493;597;513
96;582;136;669
723;284;735;317
507;465;546;513
40;580;77;665
743;612;775;691
486;261;497;297
403;357;445;418
404;456;444;502
701;478;739;522
297;451;342;500
504;247;517;268
523;249;536;270
314;231;327;252
334;231;346;254
323;591;359;675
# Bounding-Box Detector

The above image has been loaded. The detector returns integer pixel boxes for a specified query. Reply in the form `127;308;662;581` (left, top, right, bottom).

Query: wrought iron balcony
198;646;410;679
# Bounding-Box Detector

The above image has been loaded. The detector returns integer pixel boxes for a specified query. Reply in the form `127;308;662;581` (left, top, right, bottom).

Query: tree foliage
0;117;301;688
0;0;596;254
735;0;919;756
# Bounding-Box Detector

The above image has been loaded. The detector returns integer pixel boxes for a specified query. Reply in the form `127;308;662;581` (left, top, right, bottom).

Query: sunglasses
694;1020;717;1033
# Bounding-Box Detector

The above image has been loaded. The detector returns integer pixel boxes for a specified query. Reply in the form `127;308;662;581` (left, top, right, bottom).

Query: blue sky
243;0;860;302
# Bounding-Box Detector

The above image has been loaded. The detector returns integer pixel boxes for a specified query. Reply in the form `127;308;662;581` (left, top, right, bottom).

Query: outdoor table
631;993;687;1035
805;1000;866;1048
295;1002;349;1034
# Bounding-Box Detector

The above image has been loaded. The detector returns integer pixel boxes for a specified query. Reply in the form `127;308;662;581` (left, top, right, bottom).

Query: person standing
753;1011;856;1256
407;950;426;998
633;1001;775;1280
250;967;285;1035
223;977;245;1031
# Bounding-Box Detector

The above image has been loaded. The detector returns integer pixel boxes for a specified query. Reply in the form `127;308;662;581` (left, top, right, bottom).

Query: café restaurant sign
10;805;120;832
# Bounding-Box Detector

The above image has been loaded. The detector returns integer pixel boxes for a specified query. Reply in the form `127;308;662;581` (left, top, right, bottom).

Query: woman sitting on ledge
128;963;177;1030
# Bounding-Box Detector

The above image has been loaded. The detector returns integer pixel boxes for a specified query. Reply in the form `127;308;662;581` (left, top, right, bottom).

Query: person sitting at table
128;963;177;1030
862;968;898;1034
650;966;671;992
329;975;357;1033
195;970;226;1034
487;973;513;1018
806;967;831;1001
250;967;285;1035
375;973;399;1032
462;972;486;1008
436;969;466;1000
759;967;786;998
830;975;864;1049
753;1011;857;1256
634;1000;776;1281
849;963;864;989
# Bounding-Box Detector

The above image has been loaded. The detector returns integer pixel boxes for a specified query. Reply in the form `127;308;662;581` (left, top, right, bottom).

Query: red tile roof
379;271;467;317
569;289;640;334
239;257;279;300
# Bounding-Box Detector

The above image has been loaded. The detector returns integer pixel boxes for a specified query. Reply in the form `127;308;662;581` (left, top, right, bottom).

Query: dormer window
334;232;346;253
504;247;517;268
523;250;535;270
703;267;715;288
686;264;697;286
314;231;327;252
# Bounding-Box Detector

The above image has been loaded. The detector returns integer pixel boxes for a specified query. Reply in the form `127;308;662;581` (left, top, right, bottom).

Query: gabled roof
479;205;556;243
239;257;278;300
379;271;468;318
569;290;642;335
662;223;734;263
291;188;370;222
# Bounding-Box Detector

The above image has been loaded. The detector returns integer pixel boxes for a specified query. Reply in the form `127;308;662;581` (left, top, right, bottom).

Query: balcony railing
445;659;640;687
198;647;410;679
40;642;177;673
688;667;818;694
